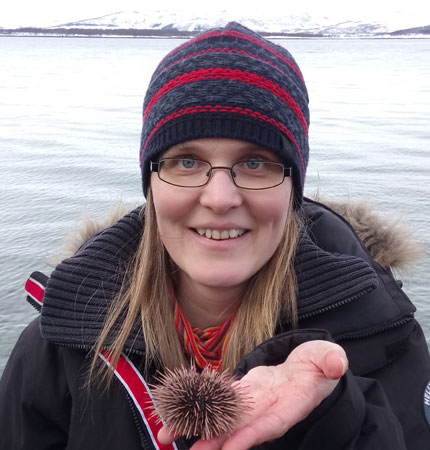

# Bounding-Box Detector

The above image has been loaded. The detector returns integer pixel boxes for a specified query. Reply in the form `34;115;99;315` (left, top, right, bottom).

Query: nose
199;168;243;213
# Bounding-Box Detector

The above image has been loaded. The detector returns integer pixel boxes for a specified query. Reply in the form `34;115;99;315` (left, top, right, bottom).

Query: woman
1;22;429;450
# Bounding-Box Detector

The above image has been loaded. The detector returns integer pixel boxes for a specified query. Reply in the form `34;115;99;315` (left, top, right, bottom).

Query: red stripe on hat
25;278;45;306
143;68;308;134
158;30;304;83
99;351;178;450
163;48;284;76
140;105;305;176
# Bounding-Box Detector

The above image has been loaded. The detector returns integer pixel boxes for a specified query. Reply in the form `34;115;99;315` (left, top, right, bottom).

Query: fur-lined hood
50;198;420;273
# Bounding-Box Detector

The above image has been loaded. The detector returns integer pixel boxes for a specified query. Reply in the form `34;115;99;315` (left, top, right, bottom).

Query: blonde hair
91;188;299;381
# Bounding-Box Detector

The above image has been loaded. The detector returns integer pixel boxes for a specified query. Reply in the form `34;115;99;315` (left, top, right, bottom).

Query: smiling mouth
193;228;248;240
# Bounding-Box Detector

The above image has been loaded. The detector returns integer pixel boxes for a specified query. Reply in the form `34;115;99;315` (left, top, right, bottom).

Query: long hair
90;188;299;381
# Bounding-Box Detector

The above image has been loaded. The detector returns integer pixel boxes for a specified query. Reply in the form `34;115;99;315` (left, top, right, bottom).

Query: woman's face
151;138;293;293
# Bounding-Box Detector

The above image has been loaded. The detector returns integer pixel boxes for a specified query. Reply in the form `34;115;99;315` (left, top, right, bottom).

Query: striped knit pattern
140;22;309;204
173;293;234;371
295;232;378;318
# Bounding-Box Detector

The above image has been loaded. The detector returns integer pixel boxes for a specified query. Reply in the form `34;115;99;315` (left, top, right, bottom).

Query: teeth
221;230;229;239
196;228;246;240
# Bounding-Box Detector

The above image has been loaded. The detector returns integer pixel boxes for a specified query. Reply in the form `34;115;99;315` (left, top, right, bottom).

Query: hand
158;340;348;450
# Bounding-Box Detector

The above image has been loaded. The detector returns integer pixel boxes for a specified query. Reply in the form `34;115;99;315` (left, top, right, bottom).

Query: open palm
158;340;348;450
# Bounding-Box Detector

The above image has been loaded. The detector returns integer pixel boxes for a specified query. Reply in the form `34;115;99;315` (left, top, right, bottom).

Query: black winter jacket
1;198;430;449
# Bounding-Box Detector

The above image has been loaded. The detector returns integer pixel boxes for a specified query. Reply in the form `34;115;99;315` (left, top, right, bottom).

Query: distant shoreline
1;26;429;39
0;27;321;38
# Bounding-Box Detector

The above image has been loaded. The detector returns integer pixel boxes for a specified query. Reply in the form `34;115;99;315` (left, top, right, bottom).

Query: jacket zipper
297;287;414;341
298;286;375;321
335;313;414;341
123;387;154;450
50;341;153;448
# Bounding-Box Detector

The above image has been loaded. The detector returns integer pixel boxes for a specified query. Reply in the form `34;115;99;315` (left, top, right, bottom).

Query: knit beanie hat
140;22;309;203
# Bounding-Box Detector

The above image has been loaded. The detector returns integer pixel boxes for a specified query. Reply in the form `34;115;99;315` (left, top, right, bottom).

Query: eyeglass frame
150;158;292;190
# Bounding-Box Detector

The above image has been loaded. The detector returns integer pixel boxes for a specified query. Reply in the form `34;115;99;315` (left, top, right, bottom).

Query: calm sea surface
1;36;429;374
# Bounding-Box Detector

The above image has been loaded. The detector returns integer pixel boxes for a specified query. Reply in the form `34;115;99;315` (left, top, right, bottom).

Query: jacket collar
39;201;379;353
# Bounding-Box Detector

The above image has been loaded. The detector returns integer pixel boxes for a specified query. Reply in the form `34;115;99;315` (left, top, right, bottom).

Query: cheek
258;198;290;224
251;184;292;230
151;177;195;235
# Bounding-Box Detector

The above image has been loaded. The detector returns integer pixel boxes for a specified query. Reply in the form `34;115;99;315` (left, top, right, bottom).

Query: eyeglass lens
158;158;285;189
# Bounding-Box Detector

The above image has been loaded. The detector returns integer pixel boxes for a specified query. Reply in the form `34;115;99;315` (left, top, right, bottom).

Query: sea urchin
151;365;247;440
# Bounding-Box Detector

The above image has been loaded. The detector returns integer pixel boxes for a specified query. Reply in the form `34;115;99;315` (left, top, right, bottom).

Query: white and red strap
24;271;176;450
25;272;49;311
99;350;178;450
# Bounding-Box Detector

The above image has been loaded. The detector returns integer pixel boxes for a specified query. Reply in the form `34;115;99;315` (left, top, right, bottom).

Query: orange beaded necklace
172;291;235;371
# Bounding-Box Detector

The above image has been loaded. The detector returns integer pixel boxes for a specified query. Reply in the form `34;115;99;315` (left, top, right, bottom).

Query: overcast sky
1;0;429;28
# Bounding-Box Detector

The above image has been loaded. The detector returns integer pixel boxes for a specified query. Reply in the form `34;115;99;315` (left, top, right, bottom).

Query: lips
194;228;247;240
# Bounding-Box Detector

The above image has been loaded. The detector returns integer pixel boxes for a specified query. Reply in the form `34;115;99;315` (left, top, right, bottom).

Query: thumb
322;348;349;379
291;341;348;379
158;426;181;445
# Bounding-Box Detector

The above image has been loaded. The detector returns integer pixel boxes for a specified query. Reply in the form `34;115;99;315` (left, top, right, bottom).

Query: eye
178;158;197;169
244;158;264;170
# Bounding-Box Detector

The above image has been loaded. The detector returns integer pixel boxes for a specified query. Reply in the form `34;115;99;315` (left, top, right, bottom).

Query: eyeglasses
150;158;292;190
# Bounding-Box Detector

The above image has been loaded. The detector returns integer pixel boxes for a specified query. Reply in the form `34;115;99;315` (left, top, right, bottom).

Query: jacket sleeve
0;318;71;450
361;320;430;449
235;327;430;449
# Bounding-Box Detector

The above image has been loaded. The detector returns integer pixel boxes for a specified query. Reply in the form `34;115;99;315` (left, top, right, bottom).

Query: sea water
0;36;429;374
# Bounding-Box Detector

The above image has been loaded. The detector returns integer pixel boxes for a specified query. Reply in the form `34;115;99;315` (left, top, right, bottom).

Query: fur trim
319;199;421;272
47;202;133;268
48;199;420;272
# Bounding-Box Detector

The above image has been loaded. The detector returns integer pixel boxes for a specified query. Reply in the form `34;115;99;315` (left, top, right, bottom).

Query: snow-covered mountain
50;9;429;37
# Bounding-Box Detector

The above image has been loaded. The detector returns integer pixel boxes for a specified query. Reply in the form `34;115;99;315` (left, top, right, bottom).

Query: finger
157;426;181;445
221;412;286;450
190;434;228;450
292;341;348;378
322;349;348;379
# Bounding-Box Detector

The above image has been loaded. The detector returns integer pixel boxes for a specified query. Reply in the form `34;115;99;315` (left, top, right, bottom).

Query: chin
188;268;253;290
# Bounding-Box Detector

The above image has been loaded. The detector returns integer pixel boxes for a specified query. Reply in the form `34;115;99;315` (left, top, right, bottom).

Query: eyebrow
166;144;198;154
165;142;271;157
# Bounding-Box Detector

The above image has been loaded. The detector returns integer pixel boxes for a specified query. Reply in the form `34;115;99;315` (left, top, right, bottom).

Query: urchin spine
151;365;247;439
